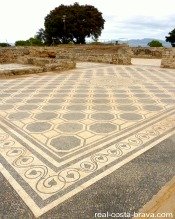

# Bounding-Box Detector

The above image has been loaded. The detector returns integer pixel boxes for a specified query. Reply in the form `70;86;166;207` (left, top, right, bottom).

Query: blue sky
0;0;175;43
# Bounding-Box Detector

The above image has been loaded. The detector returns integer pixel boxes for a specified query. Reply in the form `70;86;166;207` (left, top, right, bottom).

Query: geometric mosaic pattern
0;62;175;217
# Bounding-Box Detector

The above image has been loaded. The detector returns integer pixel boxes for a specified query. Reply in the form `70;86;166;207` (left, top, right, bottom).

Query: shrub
15;40;30;46
15;38;43;46
0;43;11;47
147;40;163;47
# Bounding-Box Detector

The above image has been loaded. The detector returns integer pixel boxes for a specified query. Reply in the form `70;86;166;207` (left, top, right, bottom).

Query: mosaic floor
0;62;175;217
0;63;37;71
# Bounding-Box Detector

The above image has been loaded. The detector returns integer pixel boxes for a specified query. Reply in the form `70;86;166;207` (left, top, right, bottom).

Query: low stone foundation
56;45;132;65
0;47;29;63
17;56;76;71
132;47;165;59
0;64;41;78
161;48;175;68
0;45;132;65
0;58;76;78
0;47;76;77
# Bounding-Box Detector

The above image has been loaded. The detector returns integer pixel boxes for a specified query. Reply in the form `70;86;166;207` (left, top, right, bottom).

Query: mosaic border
0;110;175;217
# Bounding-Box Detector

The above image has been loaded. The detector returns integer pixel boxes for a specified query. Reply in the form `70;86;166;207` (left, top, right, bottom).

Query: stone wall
0;58;75;78
132;47;165;59
0;47;29;63
56;45;132;65
17;56;76;71
0;45;132;65
64;45;131;64
0;47;76;77
0;47;58;63
161;48;175;68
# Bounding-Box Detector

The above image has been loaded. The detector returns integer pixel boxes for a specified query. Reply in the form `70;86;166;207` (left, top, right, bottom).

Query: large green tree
44;2;105;44
166;28;175;47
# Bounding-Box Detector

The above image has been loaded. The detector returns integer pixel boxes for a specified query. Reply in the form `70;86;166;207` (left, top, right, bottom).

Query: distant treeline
0;43;11;47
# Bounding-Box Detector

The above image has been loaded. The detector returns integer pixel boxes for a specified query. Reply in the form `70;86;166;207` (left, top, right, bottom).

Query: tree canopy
0;42;11;47
147;40;163;47
166;28;175;47
35;28;46;43
44;2;105;45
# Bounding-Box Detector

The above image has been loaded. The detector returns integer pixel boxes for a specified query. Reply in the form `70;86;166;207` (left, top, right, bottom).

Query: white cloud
0;0;175;43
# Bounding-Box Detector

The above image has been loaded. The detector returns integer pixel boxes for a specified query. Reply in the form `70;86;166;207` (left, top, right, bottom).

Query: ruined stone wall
17;56;76;71
0;47;76;77
0;45;132;65
27;45;132;65
132;47;165;59
57;51;131;65
161;48;175;68
55;45;132;65
0;47;58;63
0;58;76;78
0;47;30;63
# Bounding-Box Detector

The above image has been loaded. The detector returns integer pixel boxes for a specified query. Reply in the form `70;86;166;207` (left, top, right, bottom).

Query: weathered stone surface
0;45;132;66
0;47;29;63
132;47;165;59
56;45;132;65
17;56;76;71
0;47;76;77
0;63;42;78
161;48;175;69
27;48;56;58
0;59;76;78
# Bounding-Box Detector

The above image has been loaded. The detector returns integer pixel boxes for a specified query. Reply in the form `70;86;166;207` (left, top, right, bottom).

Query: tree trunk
75;36;86;44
